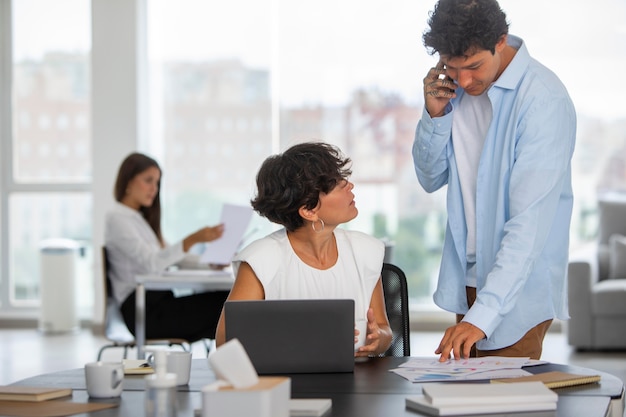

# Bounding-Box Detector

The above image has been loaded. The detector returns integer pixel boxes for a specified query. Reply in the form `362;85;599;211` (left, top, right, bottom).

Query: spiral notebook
491;371;601;389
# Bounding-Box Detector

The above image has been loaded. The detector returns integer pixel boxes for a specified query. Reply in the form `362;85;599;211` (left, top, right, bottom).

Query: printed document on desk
391;356;534;383
200;203;253;265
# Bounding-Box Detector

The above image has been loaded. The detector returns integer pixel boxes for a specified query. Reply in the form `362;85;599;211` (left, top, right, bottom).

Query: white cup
148;350;193;386
354;319;367;352
166;351;192;386
84;361;124;398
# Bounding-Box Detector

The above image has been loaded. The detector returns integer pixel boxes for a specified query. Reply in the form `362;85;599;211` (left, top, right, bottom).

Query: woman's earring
311;219;325;233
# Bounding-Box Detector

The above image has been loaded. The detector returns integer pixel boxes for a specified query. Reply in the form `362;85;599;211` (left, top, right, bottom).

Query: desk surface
134;269;234;358
136;269;234;289
5;390;606;417
11;357;623;417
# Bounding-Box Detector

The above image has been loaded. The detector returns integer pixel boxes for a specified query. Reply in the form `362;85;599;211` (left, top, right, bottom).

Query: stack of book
0;386;119;415
0;386;72;402
405;381;558;416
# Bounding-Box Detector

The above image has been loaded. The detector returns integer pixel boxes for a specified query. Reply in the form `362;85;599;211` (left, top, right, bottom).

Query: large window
1;0;624;318
145;0;274;252
1;0;92;312
146;0;443;307
146;0;626;311
499;0;626;244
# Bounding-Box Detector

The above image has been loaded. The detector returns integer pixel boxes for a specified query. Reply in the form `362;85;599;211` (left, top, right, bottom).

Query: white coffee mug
166;351;192;386
84;361;124;398
148;350;193;386
354;319;368;352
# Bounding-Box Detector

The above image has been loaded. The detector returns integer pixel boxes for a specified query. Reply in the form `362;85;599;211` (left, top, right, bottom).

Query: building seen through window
6;0;92;308
2;0;625;315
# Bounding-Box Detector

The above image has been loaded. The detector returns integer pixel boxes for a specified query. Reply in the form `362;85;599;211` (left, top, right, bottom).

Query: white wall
91;0;145;324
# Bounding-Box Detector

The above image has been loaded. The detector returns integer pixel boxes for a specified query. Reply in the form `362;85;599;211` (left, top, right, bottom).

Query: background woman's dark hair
251;142;352;231
114;152;164;244
423;0;509;57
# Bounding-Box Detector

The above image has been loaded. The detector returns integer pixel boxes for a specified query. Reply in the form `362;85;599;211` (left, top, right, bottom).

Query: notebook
0;386;72;402
491;371;601;389
224;299;355;374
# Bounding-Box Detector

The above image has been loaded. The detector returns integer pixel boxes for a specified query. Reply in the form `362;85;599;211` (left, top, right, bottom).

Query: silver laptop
224;299;355;374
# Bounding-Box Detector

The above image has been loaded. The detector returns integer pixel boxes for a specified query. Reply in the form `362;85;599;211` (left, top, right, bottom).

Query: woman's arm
105;210;182;273
356;278;393;357
215;262;265;346
182;224;224;252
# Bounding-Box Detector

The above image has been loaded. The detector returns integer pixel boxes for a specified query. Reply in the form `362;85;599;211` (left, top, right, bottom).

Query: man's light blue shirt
413;36;576;350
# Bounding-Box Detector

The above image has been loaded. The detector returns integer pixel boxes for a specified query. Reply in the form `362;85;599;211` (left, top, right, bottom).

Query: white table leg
135;283;146;359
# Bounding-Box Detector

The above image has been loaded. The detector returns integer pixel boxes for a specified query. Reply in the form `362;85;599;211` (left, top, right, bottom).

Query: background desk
134;270;234;358
12;357;624;417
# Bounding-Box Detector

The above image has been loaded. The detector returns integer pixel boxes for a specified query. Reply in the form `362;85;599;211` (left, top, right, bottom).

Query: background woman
105;152;229;342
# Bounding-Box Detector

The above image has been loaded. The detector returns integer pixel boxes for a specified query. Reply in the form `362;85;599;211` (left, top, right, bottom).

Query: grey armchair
567;195;626;350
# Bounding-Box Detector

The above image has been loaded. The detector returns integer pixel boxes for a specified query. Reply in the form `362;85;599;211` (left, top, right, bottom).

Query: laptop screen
224;299;355;374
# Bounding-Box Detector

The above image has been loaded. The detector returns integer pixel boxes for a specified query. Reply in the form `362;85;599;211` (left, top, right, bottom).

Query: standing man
413;0;576;361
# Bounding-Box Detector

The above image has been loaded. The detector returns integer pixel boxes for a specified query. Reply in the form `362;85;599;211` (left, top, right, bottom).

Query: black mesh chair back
380;262;410;357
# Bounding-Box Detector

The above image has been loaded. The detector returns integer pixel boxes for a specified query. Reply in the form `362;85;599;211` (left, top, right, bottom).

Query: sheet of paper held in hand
390;356;546;383
199;203;253;265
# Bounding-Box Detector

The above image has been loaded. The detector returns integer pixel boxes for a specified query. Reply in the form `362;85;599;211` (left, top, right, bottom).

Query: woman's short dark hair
114;152;163;243
423;0;509;57
251;142;352;231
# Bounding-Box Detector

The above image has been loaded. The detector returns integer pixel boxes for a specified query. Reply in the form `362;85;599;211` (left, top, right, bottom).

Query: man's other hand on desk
435;321;486;362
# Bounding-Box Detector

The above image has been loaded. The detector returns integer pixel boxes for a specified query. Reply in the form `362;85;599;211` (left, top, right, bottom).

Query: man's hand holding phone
423;61;456;118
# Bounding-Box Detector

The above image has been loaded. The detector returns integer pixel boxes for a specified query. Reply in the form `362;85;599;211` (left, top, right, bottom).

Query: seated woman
216;142;392;357
105;152;229;342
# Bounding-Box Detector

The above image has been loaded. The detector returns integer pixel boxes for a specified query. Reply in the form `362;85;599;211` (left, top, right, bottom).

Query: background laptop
224;299;355;374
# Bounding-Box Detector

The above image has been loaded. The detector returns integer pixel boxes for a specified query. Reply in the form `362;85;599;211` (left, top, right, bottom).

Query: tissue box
202;377;290;417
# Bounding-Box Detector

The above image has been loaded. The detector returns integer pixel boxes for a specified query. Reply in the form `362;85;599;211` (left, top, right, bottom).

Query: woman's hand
355;308;384;357
183;224;224;251
197;224;225;242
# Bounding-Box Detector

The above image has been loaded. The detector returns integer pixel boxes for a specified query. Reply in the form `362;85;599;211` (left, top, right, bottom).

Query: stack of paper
405;381;558;416
200;203;253;265
392;356;534;383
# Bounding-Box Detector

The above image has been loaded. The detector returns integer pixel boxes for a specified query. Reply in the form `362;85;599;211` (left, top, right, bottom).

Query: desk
12;358;624;417
134;270;234;359
5;390;607;417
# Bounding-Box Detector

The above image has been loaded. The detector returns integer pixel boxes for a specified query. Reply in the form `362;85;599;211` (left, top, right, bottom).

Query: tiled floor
1;327;625;415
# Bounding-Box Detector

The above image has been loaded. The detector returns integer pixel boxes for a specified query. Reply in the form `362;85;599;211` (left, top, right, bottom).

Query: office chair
97;247;190;360
380;262;411;357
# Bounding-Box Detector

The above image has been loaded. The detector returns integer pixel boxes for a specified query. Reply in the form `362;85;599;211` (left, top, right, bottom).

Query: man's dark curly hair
423;0;509;57
251;142;352;232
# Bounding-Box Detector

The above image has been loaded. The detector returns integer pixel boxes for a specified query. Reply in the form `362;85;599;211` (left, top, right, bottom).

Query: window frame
0;0;92;316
